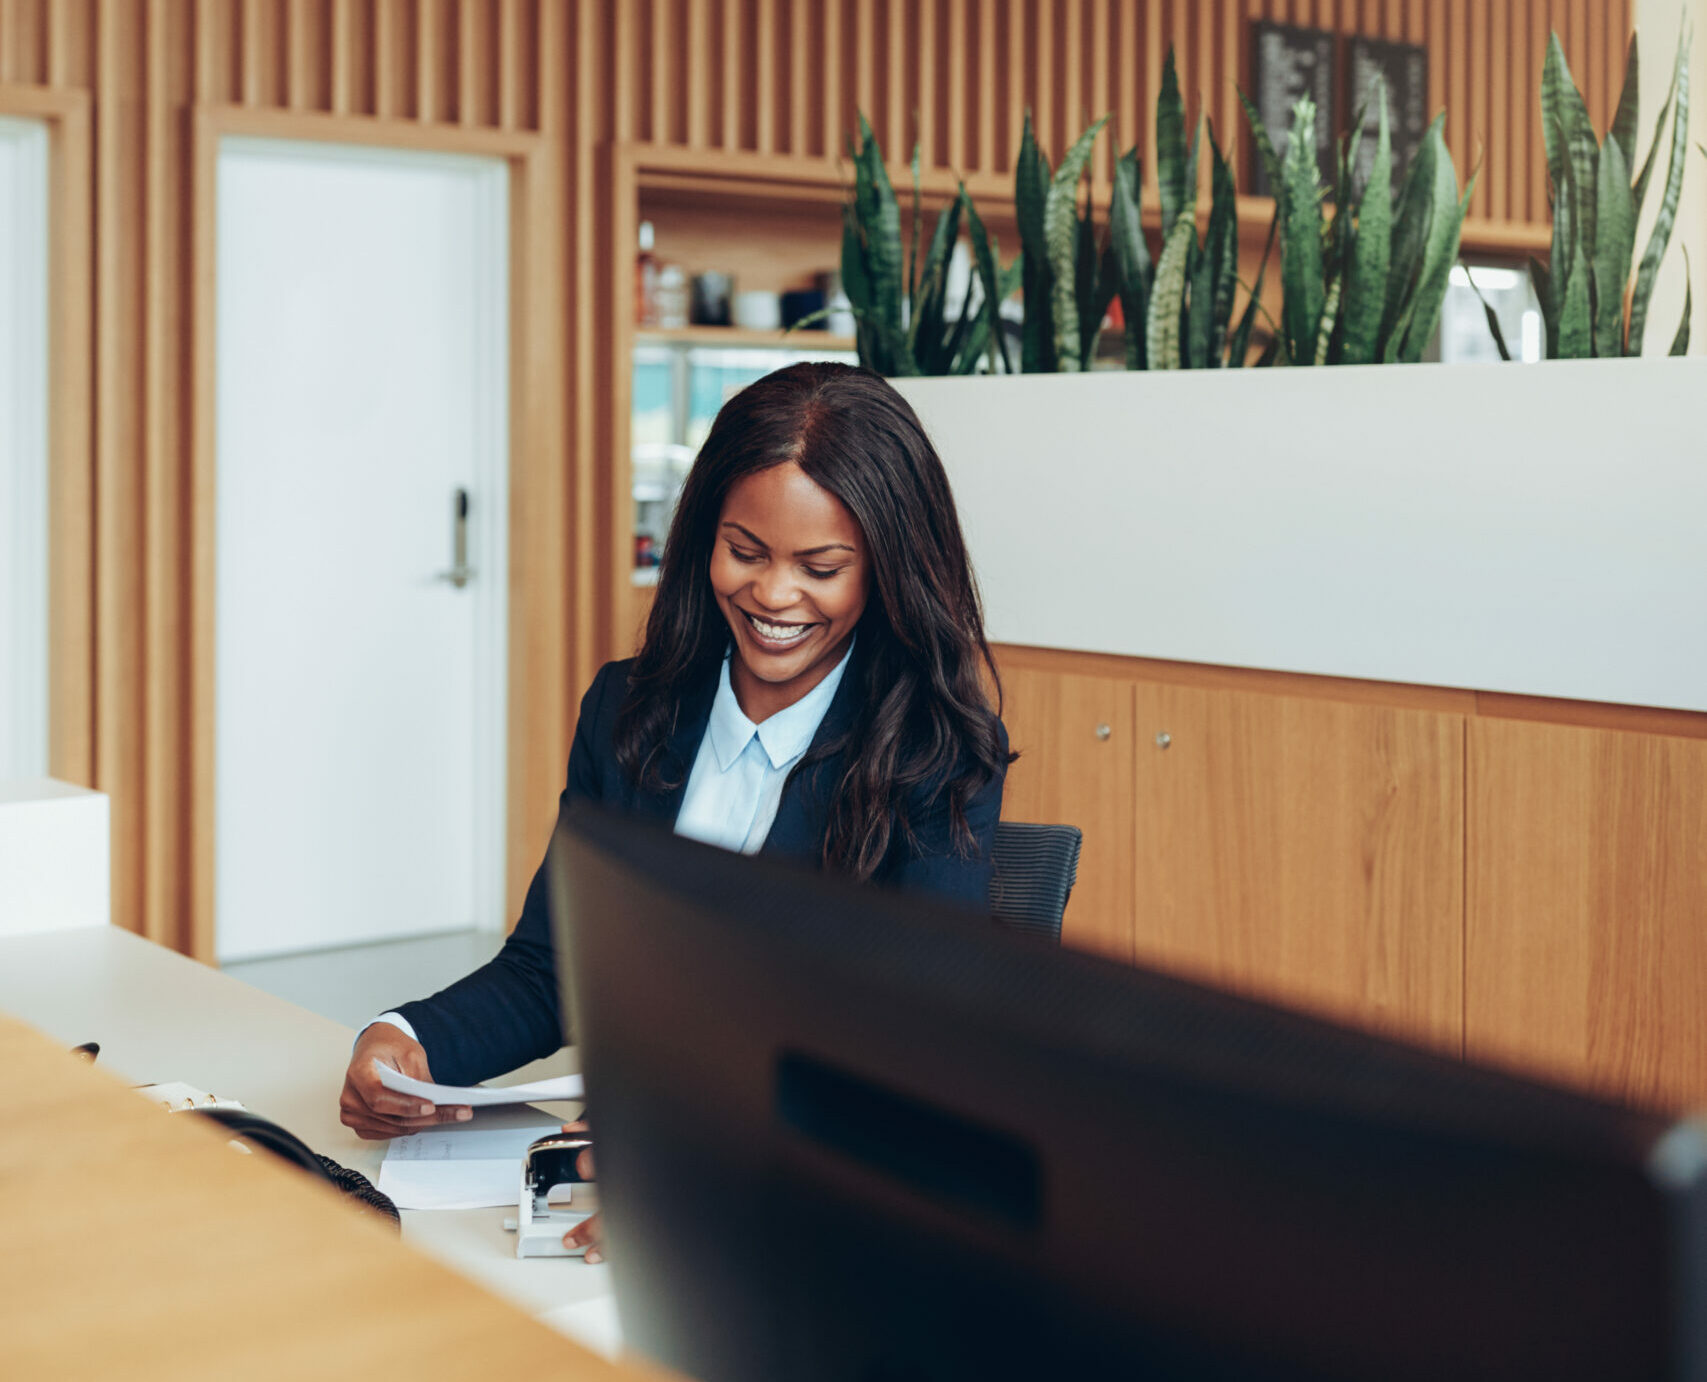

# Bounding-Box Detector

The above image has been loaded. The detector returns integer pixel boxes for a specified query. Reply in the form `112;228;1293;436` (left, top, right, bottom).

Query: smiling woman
620;361;1013;881
340;363;1013;1261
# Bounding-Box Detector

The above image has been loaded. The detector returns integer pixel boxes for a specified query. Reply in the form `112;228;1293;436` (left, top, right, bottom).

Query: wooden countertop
0;1011;671;1381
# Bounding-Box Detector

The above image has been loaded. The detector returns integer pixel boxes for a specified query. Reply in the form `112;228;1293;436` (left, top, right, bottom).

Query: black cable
190;1107;401;1232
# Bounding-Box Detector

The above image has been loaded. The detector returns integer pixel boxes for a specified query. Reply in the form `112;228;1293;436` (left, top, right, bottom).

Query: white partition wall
0;117;50;783
901;359;1707;714
214;139;509;962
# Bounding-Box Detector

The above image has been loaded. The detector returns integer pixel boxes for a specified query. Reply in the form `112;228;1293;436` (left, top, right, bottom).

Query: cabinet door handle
1095;723;1112;741
1155;732;1172;749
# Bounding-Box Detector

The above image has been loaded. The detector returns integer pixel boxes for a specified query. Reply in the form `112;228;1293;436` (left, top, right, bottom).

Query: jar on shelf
655;265;689;330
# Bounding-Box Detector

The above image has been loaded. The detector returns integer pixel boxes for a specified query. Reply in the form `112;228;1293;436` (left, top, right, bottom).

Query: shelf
634;325;857;351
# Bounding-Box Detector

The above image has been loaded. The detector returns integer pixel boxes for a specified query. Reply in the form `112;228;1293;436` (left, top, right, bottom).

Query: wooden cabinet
997;646;1707;1098
997;665;1135;962
1466;718;1707;1111
1130;683;1465;1054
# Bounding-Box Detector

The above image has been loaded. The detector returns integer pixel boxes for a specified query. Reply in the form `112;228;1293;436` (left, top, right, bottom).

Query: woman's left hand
559;1121;604;1263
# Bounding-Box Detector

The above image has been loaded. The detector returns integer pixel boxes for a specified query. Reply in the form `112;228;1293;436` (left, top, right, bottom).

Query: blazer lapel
629;667;719;826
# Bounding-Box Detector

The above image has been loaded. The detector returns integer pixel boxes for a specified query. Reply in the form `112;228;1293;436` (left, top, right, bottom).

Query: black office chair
989;821;1083;943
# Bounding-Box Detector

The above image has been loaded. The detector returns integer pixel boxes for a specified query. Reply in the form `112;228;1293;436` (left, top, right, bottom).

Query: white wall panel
0;116;49;782
901;359;1707;713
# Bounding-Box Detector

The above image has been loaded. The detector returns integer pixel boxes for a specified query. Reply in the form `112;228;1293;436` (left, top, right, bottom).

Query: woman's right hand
338;1022;472;1139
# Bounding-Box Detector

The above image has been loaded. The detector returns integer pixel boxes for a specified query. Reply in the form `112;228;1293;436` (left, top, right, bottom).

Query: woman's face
708;461;870;722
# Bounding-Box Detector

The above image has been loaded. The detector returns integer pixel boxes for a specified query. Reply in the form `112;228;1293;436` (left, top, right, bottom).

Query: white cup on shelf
733;290;783;332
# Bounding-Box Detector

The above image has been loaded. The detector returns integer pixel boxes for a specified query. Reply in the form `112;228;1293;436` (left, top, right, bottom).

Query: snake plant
1531;31;1690;358
832;113;1021;376
1014;111;1119;371
1106;49;1255;369
1242;81;1474;365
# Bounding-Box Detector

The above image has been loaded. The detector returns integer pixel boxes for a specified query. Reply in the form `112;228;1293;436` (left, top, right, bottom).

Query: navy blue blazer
396;650;1008;1086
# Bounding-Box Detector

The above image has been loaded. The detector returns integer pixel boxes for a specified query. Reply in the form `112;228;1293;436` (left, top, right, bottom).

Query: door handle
437;487;475;589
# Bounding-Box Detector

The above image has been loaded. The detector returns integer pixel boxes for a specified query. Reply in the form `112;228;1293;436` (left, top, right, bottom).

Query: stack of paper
378;1122;563;1210
375;1062;585;1107
371;1063;589;1210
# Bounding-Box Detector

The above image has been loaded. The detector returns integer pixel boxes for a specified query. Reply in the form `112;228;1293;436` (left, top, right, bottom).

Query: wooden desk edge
0;1012;676;1381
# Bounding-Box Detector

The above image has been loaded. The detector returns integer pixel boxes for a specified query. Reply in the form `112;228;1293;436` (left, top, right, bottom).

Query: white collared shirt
671;641;853;855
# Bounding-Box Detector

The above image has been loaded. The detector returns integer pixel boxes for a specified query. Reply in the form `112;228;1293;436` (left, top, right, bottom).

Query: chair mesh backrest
989;822;1083;944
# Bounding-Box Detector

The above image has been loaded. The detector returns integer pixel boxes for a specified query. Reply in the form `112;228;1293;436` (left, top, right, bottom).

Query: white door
0;117;49;783
215;138;508;963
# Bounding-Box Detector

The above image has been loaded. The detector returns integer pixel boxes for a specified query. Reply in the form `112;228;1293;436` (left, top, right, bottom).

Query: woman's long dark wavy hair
615;362;1012;881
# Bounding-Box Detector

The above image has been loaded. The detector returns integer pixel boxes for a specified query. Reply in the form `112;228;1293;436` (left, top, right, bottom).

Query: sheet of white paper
375;1060;585;1107
378;1121;562;1210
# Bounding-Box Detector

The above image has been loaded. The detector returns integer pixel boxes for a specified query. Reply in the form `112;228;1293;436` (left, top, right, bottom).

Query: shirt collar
706;639;856;772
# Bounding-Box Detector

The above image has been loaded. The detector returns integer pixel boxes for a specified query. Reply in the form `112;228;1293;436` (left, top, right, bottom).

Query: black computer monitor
549;804;1707;1381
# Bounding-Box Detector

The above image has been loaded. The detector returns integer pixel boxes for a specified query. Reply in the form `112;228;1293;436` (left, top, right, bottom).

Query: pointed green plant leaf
1671;245;1693;354
1186;235;1213;368
840;201;879;371
1228;209;1278;367
942;251;982;374
1380;111;1442;354
1341;86;1392;365
1206;126;1239;365
1016;110;1054;371
1592;134;1635;357
964;187;1013;373
1634;36;1684;209
1085;240;1120;368
1279;96;1326;365
1540;34;1570;200
1015;110;1049;257
1461;263;1513;361
1630;44;1690;353
909;195;961;352
1237;85;1285;197
1398;140;1476;363
1610;34;1641;174
1540;37;1577;343
1556;241;1593;357
1542;36;1600;299
1045;114;1111;372
1074;205;1098;365
1328;80;1376;274
1110;147;1152;368
1557;41;1601;286
853;113;905;347
1147;197;1197;369
1157;47;1189;236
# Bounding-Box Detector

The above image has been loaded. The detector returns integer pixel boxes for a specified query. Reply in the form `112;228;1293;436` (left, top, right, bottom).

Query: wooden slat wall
610;0;1626;222
0;0;1634;955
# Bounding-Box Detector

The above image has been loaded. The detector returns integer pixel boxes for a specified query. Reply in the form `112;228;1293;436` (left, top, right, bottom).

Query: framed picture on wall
1249;21;1336;195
